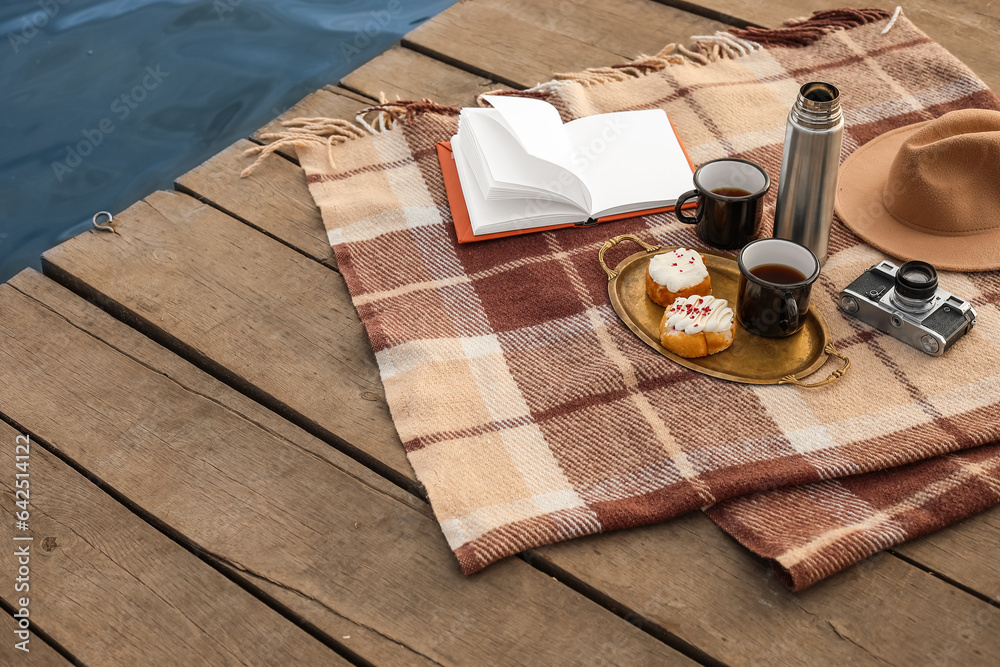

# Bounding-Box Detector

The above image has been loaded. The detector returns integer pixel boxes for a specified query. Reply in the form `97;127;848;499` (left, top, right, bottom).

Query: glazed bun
646;248;711;307
659;294;735;358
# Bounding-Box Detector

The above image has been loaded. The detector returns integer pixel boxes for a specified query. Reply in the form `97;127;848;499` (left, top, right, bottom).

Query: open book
444;95;694;239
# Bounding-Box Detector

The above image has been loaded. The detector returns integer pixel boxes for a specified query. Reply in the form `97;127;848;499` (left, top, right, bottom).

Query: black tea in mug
748;263;808;284
710;187;752;198
675;159;771;250
737;238;820;338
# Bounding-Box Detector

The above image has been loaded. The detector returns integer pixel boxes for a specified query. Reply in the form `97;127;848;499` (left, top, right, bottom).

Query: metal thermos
772;81;844;265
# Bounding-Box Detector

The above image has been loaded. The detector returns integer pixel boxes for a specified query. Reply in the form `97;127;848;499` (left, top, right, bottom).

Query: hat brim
836;120;1000;272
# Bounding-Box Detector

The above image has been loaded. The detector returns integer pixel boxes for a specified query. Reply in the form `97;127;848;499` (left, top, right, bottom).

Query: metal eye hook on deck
92;211;119;235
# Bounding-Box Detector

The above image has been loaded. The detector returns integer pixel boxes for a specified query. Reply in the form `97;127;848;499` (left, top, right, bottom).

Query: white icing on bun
663;295;734;334
647;248;710;292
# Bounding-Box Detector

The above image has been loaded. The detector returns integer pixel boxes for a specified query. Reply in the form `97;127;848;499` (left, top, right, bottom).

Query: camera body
839;260;976;355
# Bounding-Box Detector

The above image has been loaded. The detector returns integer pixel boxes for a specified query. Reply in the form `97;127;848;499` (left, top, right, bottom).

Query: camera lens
895;260;938;301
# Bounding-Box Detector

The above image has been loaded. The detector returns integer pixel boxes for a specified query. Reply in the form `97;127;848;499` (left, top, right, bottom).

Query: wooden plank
0;610;71;666
478;0;728;58
5;270;422;513
252;87;376;162
6;269;437;667
176;139;337;268
0;420;341;666
403;0;728;88
43;191;413;488
340;46;509;107
178;88;378;265
0;273;692;667
178;87;381;267
405;3;615;88
534;511;1000;666
893;503;1000;603
684;0;1000;93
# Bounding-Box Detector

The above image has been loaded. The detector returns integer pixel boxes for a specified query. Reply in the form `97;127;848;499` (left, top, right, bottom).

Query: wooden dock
3;1;999;664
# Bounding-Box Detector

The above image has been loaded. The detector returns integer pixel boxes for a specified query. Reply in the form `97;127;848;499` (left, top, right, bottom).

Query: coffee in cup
736;238;819;338
675;158;771;249
710;187;752;198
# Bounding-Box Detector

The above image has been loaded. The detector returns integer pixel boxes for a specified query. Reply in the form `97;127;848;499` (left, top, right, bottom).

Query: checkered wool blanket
253;9;1000;590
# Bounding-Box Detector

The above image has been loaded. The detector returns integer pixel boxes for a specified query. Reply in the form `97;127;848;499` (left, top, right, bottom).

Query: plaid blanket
253;9;1000;590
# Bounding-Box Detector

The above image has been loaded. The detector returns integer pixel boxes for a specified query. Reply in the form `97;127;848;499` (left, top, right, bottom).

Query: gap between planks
0;411;359;667
0;425;376;667
888;547;1000;608
0;596;78;666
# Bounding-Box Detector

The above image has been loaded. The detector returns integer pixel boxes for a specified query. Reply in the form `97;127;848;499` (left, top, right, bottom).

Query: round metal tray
599;235;849;386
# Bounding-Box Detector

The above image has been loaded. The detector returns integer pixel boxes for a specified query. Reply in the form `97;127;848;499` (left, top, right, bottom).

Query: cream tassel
241;117;367;178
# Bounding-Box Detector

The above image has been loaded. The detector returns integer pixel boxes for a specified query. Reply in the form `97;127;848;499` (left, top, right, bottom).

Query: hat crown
883;110;1000;236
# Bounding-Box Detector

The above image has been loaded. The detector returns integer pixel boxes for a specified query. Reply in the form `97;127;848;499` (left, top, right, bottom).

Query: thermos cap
790;82;842;129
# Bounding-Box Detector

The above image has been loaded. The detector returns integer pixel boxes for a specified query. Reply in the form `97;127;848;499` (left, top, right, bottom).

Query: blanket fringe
240;7;894;176
731;8;893;47
240;99;460;177
544;7;893;87
546;37;761;88
542;29;774;88
241;117;368;177
243;30;763;175
551;43;691;86
357;97;461;133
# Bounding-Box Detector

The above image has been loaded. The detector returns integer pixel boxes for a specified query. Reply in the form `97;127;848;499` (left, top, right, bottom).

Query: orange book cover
437;120;695;244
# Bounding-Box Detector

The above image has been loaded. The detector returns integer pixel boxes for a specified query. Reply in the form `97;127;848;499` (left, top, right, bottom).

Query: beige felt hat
835;109;1000;272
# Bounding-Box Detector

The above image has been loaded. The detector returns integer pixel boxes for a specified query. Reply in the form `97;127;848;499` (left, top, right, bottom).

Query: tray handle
778;343;851;388
598;234;661;280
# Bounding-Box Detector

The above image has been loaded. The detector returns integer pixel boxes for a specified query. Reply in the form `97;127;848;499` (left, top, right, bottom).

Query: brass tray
599;235;849;387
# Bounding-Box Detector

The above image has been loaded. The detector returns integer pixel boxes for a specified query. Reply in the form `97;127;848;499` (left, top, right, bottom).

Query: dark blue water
0;0;455;282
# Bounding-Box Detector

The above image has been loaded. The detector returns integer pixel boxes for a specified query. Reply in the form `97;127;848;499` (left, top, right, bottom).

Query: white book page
452;135;586;234
481;95;573;164
563;109;693;216
460;110;588;207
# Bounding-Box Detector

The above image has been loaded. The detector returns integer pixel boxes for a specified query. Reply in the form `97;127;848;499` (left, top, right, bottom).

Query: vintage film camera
838;260;976;356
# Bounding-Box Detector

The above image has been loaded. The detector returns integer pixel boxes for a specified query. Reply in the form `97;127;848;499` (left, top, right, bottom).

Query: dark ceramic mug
736;238;820;338
675;158;770;249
